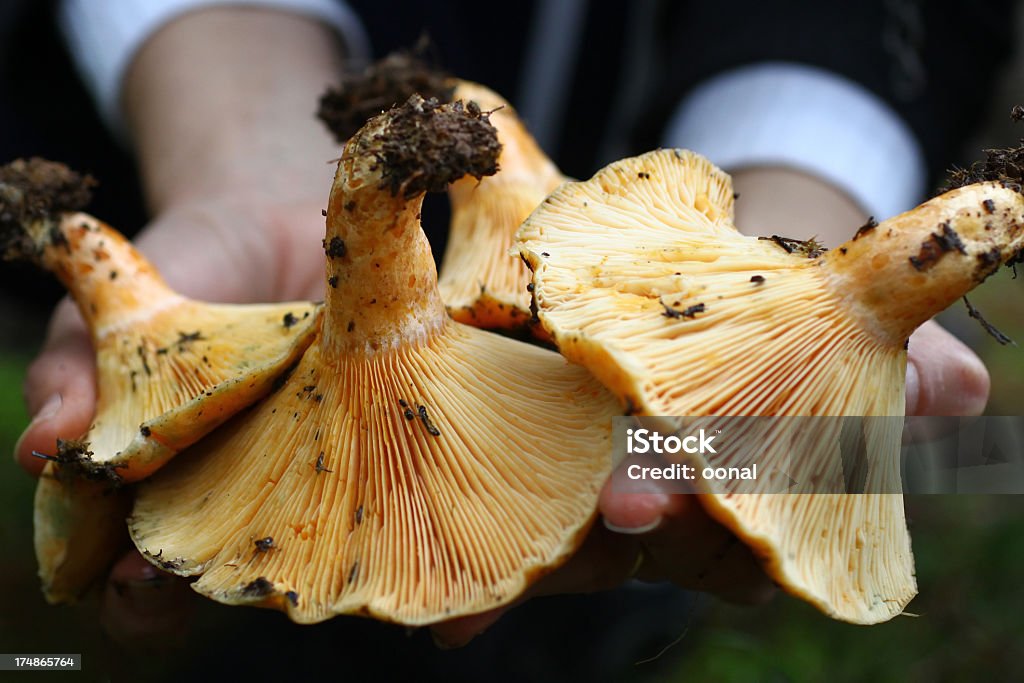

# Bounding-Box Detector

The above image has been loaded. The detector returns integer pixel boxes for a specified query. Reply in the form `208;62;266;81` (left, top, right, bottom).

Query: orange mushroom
129;96;619;624
517;148;1024;623
2;158;320;602
319;54;566;331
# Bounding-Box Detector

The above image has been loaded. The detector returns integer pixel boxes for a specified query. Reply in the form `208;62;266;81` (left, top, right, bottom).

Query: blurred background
2;2;1024;681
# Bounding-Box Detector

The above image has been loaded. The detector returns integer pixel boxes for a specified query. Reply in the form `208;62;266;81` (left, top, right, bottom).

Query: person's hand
13;4;347;649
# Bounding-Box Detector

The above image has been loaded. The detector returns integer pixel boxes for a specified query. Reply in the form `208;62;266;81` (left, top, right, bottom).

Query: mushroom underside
130;322;618;624
517;148;921;623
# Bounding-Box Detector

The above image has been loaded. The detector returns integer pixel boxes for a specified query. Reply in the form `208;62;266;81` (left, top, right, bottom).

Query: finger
14;298;97;476
101;551;195;651
906;320;990;416
599;473;674;533
600;475;686;535
633;499;775;605
603;476;775;604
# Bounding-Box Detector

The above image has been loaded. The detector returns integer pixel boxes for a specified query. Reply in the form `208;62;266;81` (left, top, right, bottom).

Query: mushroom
516;148;1024;623
33;448;131;605
128;96;619;625
1;158;321;602
438;81;565;329
318;53;565;330
1;159;321;480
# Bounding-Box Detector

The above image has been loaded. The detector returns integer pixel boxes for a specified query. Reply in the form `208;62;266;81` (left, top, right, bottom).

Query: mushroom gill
517;148;1024;624
129;97;619;625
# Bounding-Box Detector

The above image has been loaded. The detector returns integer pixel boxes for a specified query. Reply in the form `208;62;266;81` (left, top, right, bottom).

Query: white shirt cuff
58;0;370;131
661;62;927;221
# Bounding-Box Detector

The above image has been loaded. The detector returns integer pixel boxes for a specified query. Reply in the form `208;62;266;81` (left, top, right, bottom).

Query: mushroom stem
323;157;446;353
44;214;180;335
0;159;179;336
321;95;500;353
823;182;1024;344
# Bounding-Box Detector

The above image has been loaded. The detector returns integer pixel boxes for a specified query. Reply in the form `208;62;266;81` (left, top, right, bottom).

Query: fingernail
603;516;663;535
611;468;677;498
13;394;62;461
35;393;64;422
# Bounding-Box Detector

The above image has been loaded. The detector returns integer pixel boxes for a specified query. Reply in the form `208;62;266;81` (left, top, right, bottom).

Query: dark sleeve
634;0;1016;187
345;0;534;104
0;0;146;307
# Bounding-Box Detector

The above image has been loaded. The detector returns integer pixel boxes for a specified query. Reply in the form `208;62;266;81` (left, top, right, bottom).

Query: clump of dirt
944;107;1024;193
0;158;95;258
318;40;454;143
368;96;500;199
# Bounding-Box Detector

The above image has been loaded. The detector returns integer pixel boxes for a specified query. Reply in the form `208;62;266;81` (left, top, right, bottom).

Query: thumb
906;320;990;416
14;297;97;477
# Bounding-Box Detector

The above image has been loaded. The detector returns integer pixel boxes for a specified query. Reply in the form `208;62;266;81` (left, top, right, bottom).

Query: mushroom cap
33;461;130;604
438;81;565;330
517;149;1024;623
128;96;620;624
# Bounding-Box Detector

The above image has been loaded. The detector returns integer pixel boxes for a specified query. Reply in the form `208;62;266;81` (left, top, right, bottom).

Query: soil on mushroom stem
375;98;501;198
